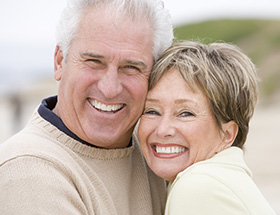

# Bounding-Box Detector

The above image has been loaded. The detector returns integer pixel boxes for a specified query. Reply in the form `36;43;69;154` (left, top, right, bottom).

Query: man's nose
97;68;123;99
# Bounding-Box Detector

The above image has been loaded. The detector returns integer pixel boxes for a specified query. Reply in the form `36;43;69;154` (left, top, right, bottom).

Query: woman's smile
151;143;188;158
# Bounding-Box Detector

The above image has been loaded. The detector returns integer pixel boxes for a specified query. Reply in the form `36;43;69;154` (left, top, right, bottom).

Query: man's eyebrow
125;60;147;70
80;53;148;69
80;52;104;59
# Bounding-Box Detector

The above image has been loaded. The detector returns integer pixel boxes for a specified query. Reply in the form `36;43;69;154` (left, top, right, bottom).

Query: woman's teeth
155;146;186;154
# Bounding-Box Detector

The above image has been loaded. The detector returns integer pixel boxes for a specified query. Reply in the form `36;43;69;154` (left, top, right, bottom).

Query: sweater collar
37;96;133;148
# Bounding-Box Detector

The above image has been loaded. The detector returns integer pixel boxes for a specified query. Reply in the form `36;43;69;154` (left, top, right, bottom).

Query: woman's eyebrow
145;98;159;103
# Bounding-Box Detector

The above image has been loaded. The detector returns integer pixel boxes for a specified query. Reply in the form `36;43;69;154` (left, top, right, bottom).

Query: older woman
138;41;276;214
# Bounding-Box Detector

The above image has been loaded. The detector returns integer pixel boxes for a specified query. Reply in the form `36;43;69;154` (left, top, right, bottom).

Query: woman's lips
151;143;188;159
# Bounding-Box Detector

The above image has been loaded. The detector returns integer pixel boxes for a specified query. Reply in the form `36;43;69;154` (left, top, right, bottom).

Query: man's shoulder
0;123;68;167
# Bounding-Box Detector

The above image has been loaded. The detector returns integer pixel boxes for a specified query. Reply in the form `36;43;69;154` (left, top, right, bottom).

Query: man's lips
88;99;125;113
151;143;188;158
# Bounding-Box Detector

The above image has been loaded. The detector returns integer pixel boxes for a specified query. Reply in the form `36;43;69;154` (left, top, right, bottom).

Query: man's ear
221;120;239;149
54;45;64;81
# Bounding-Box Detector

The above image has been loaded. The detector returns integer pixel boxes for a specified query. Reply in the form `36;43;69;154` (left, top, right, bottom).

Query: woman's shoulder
166;172;251;214
167;148;276;215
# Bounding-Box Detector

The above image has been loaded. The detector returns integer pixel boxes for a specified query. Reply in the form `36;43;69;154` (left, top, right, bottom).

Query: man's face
53;7;154;148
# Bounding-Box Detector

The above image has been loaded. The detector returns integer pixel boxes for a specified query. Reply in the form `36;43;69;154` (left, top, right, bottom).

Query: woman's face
138;69;230;182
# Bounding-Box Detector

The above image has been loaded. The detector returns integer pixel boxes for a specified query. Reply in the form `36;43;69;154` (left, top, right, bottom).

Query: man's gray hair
56;0;174;61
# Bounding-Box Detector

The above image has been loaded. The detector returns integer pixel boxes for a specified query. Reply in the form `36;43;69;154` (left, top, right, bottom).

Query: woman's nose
156;117;176;138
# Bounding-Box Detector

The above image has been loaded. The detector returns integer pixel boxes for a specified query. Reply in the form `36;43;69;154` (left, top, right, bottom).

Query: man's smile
88;99;124;113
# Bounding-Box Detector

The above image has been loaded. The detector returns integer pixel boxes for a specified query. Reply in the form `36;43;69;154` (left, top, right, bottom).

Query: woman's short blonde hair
149;41;258;148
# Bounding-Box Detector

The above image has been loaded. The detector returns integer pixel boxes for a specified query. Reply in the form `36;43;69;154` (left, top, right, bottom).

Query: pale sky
0;0;280;93
165;0;280;25
1;0;280;45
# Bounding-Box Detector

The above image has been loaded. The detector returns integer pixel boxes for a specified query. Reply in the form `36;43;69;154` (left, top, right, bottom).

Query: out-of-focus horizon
1;0;280;95
0;0;280;213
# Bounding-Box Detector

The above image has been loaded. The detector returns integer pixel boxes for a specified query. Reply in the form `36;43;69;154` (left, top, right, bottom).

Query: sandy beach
0;79;279;213
244;101;280;213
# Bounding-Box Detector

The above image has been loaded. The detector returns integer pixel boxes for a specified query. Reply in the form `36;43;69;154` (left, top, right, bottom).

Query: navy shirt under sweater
38;96;132;148
38;96;95;147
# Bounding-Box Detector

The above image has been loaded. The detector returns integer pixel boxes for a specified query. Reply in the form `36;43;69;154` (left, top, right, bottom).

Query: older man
0;0;173;214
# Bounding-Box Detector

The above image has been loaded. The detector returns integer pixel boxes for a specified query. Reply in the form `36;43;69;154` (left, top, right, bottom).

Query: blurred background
0;0;279;213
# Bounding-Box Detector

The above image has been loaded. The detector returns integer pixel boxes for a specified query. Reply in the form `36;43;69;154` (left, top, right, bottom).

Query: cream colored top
165;147;276;215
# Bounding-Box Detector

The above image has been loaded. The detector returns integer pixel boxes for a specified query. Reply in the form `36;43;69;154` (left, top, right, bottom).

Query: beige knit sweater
0;111;166;215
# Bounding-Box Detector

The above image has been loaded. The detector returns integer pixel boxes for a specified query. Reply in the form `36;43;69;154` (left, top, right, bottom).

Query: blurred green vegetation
174;19;280;105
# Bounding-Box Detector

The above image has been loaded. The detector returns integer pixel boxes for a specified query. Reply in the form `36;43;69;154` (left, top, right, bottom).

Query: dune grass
173;19;280;103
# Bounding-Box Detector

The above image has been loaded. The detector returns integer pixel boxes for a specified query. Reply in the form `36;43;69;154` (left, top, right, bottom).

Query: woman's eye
143;110;160;116
178;111;194;117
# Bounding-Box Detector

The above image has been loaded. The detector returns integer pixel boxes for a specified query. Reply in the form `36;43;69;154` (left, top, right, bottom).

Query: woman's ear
54;45;64;81
221;120;239;149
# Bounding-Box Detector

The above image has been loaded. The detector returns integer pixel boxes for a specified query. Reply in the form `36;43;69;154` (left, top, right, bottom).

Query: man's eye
85;59;105;69
126;65;138;69
87;59;102;64
123;65;141;73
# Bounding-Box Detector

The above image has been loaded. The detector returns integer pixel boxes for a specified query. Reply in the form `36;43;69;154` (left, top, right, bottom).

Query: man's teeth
89;100;123;112
156;146;186;154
